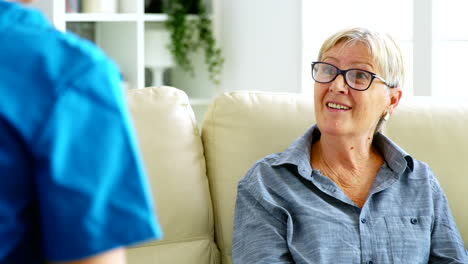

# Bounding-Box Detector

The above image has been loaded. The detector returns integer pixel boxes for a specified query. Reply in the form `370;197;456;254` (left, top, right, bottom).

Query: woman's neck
310;132;384;194
315;132;376;167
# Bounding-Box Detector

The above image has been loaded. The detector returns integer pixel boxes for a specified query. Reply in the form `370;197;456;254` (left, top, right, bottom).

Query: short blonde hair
317;27;405;89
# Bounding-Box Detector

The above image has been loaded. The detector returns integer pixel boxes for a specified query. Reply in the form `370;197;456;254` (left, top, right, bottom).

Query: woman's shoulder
406;158;433;179
239;152;314;201
404;158;444;194
240;153;283;183
239;127;315;189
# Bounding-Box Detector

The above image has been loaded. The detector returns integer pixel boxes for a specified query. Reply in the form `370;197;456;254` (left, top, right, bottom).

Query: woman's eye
322;66;335;75
355;71;370;80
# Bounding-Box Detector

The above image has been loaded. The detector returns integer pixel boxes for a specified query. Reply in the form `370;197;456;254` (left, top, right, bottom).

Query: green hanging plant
163;0;224;85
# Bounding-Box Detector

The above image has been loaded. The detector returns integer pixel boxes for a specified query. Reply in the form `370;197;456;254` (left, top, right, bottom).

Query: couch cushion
202;91;467;263
202;91;314;264
126;86;219;264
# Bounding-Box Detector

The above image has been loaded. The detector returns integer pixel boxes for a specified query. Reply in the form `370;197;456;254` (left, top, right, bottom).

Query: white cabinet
30;0;219;116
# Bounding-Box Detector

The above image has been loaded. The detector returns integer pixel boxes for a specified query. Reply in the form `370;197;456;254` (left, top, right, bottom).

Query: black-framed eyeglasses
311;61;393;91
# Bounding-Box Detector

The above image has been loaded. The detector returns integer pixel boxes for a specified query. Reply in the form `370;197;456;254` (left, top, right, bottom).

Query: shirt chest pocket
384;216;432;263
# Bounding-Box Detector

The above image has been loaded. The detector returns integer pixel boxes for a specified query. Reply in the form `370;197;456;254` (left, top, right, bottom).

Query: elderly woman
232;28;468;263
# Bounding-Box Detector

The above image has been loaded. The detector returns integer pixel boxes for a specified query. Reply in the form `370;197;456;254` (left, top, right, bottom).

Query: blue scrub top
0;1;161;262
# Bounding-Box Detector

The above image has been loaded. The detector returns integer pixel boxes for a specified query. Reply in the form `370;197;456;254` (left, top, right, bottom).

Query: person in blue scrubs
0;0;162;263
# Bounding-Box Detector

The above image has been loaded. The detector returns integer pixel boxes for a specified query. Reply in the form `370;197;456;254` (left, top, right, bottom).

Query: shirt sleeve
232;165;294;264
429;174;468;263
32;57;161;261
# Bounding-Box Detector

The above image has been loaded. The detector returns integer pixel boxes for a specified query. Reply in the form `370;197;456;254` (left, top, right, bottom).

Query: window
432;0;468;97
301;0;468;97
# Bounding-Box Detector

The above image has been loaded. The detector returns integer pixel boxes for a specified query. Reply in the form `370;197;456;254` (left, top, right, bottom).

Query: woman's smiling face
314;41;400;139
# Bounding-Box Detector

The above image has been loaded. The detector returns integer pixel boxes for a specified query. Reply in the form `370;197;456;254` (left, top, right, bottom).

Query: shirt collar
272;124;414;176
373;132;414;172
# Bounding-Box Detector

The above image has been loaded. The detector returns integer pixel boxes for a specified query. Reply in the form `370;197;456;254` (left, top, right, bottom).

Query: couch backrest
126;87;219;264
202;91;316;264
202;91;468;263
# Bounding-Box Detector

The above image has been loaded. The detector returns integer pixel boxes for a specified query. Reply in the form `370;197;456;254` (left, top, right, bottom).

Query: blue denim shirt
233;125;468;264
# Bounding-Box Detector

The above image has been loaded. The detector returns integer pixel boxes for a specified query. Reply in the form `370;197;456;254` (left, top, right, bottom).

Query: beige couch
125;86;468;264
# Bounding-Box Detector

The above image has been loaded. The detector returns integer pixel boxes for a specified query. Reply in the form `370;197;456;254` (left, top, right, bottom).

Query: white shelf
38;0;219;124
65;13;171;22
65;13;140;22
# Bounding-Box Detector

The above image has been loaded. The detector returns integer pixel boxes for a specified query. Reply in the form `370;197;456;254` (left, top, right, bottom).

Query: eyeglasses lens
312;62;372;91
346;70;371;90
312;63;336;83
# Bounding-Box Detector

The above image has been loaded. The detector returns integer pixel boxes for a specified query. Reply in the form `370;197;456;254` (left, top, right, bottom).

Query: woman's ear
388;87;402;114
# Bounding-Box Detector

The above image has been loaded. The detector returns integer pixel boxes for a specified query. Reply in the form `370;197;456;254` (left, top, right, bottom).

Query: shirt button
361;218;367;224
410;218;418;225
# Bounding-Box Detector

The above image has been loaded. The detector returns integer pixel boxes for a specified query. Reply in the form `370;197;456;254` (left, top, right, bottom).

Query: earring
383;112;390;121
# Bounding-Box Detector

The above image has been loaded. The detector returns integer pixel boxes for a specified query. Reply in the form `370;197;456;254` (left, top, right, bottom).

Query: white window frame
413;0;432;96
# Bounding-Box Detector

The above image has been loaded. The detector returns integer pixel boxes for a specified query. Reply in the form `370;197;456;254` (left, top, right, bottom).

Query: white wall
220;0;302;93
31;0;303;97
27;1;52;20
28;0;65;31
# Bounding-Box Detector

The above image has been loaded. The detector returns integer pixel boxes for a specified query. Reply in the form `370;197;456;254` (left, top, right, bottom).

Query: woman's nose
329;74;349;94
